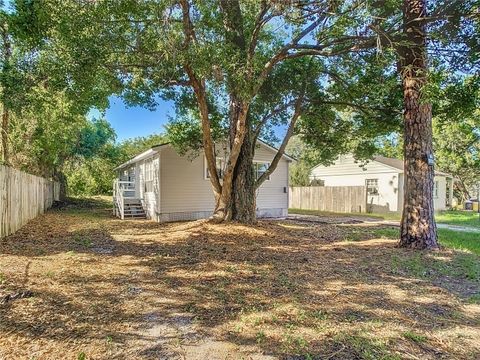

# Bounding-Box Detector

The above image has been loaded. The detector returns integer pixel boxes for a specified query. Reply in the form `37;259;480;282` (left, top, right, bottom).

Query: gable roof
372;156;404;171
373;155;451;177
256;139;296;162
114;139;295;171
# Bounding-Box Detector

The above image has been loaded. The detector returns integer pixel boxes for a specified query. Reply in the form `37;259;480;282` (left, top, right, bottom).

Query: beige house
113;140;293;221
310;154;454;212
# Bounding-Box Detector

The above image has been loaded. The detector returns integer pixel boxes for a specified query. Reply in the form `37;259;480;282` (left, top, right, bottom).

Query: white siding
310;155;401;212
160;146;215;214
136;154;160;219
253;144;289;211
310;154;399;177
433;175;448;211
159;144;289;218
315;172;400;212
311;155;450;212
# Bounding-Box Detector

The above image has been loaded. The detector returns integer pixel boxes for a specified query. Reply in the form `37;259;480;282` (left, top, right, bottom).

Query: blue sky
91;95;287;144
89;96;175;142
92;22;290;143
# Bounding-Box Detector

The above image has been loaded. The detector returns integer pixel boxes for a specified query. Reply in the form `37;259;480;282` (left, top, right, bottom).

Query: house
310;154;454;212
113;140;294;221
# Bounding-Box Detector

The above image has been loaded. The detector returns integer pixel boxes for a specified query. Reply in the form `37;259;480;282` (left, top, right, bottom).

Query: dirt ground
1;198;479;360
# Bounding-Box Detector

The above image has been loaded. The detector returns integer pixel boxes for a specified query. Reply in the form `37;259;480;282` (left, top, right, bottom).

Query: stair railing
113;180;125;220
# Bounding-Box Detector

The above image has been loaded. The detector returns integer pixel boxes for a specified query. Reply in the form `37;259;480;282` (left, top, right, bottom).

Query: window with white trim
144;160;154;193
254;162;270;181
205;157;225;180
366;179;379;195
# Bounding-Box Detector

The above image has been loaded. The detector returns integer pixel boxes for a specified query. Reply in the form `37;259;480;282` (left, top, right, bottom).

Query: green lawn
437;229;480;255
435;210;480;229
289;208;401;221
289;208;480;229
371;227;480;255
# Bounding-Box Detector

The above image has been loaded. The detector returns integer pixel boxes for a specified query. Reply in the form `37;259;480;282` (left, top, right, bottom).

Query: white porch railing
113;180;136;219
118;180;136;197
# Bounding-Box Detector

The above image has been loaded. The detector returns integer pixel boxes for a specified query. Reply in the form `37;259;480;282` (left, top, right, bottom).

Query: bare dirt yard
1;197;479;359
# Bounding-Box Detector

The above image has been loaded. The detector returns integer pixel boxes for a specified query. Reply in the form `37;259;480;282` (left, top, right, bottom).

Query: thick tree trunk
212;94;251;221
55;171;68;201
399;0;438;249
231;125;256;223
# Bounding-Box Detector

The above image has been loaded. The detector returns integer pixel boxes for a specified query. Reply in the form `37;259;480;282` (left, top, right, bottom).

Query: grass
289;208;401;221
403;331;427;344
368;227;480;256
289;208;480;229
438;229;480;255
435;210;480;229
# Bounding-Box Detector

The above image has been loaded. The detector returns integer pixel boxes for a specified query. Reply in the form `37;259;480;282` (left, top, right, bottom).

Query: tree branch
252;99;298;142
255;91;304;188
247;1;272;67
254;13;324;93
179;0;221;194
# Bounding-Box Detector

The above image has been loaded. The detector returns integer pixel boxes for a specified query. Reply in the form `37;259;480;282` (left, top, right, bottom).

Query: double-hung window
144;160;154;193
366;179;379;195
254;162;270;181
205;157;225;179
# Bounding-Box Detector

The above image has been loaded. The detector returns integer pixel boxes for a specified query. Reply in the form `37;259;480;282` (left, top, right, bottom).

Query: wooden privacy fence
289;186;367;213
0;165;60;238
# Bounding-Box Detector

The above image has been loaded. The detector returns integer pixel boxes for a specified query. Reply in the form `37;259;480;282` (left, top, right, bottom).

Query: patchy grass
468;294;480;304
289;208;401;220
403;331;428;344
0;198;479;359
290;208;480;230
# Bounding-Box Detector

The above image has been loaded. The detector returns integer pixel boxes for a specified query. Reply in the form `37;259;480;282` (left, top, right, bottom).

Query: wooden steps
123;199;146;219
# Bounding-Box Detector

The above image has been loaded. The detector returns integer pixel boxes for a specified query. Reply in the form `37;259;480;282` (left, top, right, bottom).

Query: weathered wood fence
289;186;367;213
0;165;60;238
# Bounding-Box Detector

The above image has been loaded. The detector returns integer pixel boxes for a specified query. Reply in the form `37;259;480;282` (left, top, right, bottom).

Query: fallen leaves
0;198;478;359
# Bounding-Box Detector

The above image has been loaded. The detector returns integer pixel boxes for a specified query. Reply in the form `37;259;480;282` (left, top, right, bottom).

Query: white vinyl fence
289;186;367;213
0;165;60;238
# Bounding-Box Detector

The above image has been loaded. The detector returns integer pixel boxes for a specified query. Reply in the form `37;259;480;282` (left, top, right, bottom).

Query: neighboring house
310;154;454;212
113;140;294;221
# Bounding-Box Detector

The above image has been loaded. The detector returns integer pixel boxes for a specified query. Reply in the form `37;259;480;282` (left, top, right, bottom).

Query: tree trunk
231;125;256;223
212;94;251;221
1;21;11;165
399;0;438;249
1;108;8;164
55;171;68;201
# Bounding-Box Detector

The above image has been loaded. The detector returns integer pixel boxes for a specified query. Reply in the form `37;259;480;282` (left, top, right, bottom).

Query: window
434;181;439;198
366;179;379;195
205;157;225;179
254;162;270;181
144;160;154;193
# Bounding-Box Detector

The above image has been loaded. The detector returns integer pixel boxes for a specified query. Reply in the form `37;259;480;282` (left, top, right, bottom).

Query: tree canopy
0;0;477;221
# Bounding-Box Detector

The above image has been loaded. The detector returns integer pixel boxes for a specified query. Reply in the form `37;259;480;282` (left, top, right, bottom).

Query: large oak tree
37;0;408;222
22;0;477;232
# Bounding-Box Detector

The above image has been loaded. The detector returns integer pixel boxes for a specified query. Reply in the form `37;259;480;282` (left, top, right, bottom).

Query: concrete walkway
287;214;479;233
436;223;479;233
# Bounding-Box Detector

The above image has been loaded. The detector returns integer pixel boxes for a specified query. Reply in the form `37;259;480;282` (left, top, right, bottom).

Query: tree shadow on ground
0;204;479;359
